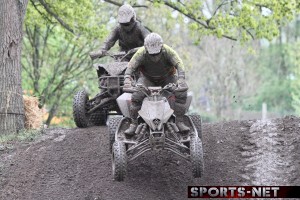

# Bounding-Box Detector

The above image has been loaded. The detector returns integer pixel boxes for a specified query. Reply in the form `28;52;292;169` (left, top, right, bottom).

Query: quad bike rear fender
93;62;128;76
116;93;132;118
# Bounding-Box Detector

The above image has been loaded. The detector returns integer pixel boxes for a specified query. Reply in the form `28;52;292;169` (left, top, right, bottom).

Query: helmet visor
146;43;162;54
120;18;135;26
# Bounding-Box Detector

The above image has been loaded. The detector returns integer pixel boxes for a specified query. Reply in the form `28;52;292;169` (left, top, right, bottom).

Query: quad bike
108;83;204;181
73;48;139;128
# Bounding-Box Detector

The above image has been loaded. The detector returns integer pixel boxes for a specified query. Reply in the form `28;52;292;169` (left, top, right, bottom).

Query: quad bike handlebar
123;83;188;94
123;83;174;93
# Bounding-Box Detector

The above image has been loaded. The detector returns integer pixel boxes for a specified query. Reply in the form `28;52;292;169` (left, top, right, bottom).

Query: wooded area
0;0;300;132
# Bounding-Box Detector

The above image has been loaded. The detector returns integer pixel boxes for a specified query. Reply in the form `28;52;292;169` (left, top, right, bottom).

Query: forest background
20;0;300;127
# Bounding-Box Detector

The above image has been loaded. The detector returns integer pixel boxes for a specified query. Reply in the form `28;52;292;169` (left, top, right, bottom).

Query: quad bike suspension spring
136;123;147;142
166;122;180;142
135;123;144;135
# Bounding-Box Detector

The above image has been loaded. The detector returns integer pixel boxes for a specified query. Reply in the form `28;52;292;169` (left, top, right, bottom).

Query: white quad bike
108;83;204;181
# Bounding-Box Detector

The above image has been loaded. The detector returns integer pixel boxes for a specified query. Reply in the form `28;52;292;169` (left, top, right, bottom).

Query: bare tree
0;0;28;134
22;24;94;125
187;37;258;119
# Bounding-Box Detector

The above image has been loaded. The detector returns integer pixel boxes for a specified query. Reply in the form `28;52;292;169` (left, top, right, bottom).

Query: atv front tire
73;90;89;128
190;136;204;178
112;141;127;182
89;110;108;126
189;114;202;139
108;117;123;152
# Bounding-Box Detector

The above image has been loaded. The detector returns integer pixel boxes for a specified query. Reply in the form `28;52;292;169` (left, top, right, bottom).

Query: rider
90;4;150;60
123;33;190;136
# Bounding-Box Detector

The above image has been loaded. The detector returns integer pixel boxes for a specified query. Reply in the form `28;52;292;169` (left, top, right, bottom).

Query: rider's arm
101;26;119;51
164;44;186;79
125;47;145;76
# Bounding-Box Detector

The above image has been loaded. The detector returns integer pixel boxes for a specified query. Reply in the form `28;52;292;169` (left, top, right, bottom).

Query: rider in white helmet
90;4;150;60
123;33;190;136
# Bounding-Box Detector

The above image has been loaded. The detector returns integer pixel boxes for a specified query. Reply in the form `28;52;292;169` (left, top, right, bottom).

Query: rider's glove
89;50;106;60
124;75;132;88
177;76;188;89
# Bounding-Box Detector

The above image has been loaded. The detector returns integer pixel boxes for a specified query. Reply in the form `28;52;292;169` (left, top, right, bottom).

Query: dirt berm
0;116;299;200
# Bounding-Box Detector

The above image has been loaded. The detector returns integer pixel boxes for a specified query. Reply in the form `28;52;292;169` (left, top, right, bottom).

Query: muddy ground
0;116;299;200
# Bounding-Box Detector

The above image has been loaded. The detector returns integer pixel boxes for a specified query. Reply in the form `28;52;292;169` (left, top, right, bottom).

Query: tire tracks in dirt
0;116;299;200
240;116;300;186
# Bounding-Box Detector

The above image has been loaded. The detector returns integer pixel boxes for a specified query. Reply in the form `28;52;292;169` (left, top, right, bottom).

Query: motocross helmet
144;33;163;62
118;4;136;32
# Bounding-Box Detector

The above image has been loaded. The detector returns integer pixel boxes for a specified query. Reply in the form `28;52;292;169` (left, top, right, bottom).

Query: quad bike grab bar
122;87;138;93
89;47;140;61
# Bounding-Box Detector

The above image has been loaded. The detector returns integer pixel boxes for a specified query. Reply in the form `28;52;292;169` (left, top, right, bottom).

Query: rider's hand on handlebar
89;50;106;60
124;75;133;88
177;77;188;89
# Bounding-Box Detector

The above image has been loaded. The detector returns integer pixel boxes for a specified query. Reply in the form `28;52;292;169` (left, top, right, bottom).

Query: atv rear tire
190;136;204;178
108;117;123;152
89;110;108;126
73;90;89;128
112;141;127;181
189;114;202;139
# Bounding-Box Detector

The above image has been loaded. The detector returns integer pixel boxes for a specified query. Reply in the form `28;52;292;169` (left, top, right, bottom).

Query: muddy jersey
101;21;149;52
125;44;185;81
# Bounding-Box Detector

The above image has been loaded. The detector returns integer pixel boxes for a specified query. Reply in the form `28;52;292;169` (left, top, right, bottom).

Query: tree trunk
0;0;28;134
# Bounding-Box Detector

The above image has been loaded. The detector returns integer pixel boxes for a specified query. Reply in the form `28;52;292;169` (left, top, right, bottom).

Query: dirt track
0;116;299;200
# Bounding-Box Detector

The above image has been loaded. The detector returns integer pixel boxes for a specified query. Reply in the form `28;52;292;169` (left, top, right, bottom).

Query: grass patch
0;128;44;144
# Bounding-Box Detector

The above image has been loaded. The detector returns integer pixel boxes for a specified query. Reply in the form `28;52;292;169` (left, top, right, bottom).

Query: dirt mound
0;116;299;200
240;116;300;185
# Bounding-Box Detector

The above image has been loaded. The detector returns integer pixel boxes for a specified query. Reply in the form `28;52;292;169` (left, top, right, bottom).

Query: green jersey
125;44;185;81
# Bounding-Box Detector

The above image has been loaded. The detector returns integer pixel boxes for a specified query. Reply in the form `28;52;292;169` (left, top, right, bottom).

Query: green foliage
151;0;300;42
291;42;300;114
20;0;300;125
25;0;108;40
243;43;296;114
21;24;101;126
22;1;112;126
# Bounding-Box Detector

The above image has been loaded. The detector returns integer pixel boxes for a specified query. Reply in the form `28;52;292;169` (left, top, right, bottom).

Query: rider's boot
174;101;190;133
124;104;140;137
176;115;190;133
124;119;138;137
